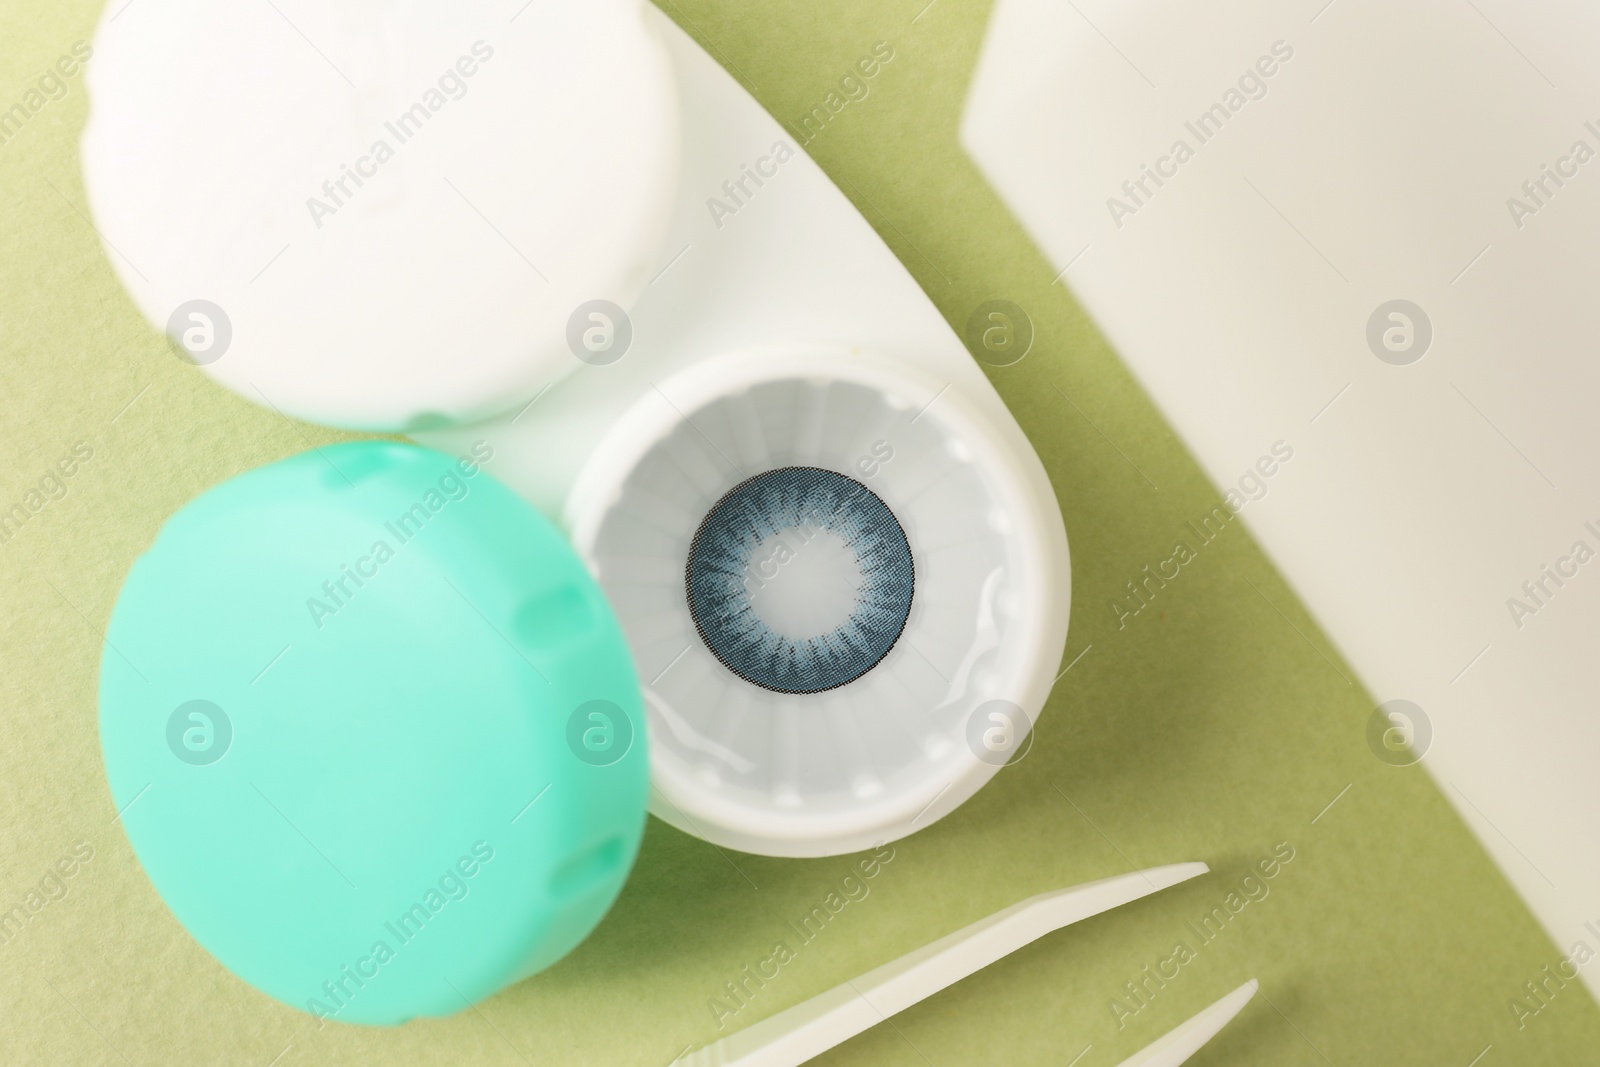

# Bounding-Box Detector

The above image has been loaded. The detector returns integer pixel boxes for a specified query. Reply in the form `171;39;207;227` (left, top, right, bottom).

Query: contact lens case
98;443;649;1025
85;0;1071;1024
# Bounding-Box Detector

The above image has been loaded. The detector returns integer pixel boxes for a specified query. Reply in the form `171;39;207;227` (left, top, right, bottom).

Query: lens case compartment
567;348;1064;857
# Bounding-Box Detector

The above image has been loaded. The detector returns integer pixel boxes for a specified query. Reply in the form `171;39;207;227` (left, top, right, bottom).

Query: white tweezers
679;861;1256;1066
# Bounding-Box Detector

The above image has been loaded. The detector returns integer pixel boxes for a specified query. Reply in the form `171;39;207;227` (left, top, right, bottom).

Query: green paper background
2;1;1596;1064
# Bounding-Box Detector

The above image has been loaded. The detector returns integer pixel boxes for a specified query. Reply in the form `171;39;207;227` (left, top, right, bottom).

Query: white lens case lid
567;347;1070;858
80;0;679;431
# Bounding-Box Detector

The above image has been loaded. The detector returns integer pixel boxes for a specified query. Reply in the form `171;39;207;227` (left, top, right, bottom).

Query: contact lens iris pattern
686;467;915;694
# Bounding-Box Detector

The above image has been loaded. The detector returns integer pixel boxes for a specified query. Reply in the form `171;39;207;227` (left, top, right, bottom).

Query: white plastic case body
964;0;1600;995
419;10;1071;857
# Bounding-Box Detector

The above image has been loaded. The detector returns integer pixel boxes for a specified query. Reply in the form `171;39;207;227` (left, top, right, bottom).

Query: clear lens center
745;525;864;641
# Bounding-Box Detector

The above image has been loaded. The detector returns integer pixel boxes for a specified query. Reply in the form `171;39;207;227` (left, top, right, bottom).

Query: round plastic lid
98;442;649;1025
80;0;679;432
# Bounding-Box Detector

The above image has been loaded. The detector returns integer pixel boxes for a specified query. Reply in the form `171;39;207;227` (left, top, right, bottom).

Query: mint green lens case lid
97;442;650;1026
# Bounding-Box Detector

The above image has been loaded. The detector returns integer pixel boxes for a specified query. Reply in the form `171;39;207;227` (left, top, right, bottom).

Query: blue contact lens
686;467;915;694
